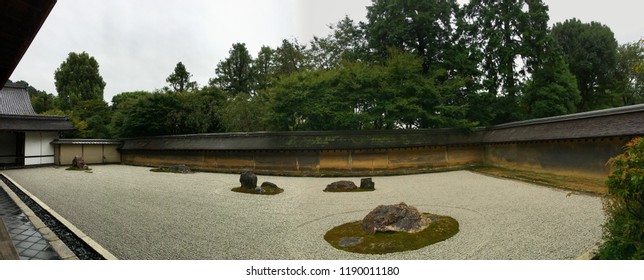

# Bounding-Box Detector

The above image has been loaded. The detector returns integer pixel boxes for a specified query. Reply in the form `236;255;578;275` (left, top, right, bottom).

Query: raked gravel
2;165;604;260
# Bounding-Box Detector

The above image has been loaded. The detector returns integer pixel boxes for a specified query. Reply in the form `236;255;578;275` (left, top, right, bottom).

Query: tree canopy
166;62;197;92
54;52;106;110
552;18;619;111
26;0;642;139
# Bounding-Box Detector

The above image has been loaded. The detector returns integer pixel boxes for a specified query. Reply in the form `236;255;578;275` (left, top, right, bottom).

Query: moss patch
323;188;375;193
150;168;193;174
469;166;607;195
66;166;91;171
324;214;459;254
231;186;284;195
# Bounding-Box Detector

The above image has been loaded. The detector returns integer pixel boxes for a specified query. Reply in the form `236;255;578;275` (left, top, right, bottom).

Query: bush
598;137;644;259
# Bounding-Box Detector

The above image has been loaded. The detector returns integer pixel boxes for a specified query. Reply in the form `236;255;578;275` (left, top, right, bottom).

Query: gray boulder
361;202;429;234
325;180;357;191
240;171;258;189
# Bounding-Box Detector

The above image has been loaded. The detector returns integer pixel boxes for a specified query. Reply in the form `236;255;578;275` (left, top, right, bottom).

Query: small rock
255;185;265;193
261;182;279;189
361;202;430;234
240;171;258;189
325;180;357;191
338;236;363;247
360;178;375;190
159;164;193;173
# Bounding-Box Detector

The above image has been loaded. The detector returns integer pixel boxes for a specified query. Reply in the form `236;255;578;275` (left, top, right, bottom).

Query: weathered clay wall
56;143;121;165
122;146;484;176
120;104;644;178
483;137;630;180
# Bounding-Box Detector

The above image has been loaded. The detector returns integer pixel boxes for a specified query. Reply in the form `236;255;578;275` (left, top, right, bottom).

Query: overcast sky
10;0;644;103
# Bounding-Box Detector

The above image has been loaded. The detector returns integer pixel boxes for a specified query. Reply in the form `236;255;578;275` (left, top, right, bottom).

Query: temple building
0;83;73;167
1;0;71;167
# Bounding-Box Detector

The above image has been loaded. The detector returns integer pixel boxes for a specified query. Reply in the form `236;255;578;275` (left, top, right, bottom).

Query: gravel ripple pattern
3;165;604;260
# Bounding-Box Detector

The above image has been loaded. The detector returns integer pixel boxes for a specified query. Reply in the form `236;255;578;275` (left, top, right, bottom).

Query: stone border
576;245;600;260
0;173;117;260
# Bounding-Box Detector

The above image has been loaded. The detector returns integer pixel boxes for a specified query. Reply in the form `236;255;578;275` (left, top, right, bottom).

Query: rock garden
324;202;459;254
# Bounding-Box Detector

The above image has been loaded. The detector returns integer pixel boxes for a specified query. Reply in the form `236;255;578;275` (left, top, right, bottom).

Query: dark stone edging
0;174;104;260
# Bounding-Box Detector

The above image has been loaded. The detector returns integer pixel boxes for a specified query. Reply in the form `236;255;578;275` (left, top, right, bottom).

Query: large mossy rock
361;202;430;234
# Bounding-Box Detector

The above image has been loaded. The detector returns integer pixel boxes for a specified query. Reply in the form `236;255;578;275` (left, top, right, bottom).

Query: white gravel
2;165;604;260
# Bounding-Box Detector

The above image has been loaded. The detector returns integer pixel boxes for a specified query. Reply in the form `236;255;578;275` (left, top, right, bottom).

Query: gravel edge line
0;173;118;260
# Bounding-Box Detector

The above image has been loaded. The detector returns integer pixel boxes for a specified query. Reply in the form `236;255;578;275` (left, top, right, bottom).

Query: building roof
120;104;644;151
51;139;122;145
0;0;57;85
0;83;74;132
0;83;37;115
483;104;644;143
0;114;74;131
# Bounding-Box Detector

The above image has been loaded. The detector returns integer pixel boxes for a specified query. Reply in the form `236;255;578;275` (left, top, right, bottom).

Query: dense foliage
14;0;643;138
599;137;644;259
54;52;106;110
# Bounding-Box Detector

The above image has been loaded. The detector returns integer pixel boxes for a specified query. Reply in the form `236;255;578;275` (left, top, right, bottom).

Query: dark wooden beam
0;0;57;85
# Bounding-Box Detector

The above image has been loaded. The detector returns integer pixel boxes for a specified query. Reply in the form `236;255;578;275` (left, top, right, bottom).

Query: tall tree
253;46;275;91
308;16;368;70
272;39;308;77
166;62;197;92
212;43;254;96
465;0;550;99
551;18;619;111
614;40;644;106
522;39;581;119
365;0;461;73
54;52;106;110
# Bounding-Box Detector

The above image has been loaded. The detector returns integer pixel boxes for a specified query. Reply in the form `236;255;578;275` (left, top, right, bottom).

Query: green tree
365;0;461;73
273;39;308;77
551;18;619;111
67;99;112;138
522;41;581;119
12;80;58;113
54;52;106;110
212;43;254;96
109;91;152;137
166;62;197;92
253;46;275;91
599;137;644;259
614;40;644;106
218;92;269;132
308;16;368;70
465;0;550;123
268;51;474;131
119;92;178;137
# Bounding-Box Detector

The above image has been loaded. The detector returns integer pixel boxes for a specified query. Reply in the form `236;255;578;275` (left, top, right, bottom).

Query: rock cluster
239;172;282;193
71;156;88;170
325;178;375;192
361;202;430;234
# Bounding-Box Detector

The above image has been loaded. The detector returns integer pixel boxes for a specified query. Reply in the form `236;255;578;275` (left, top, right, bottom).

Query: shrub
598;137;644;259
